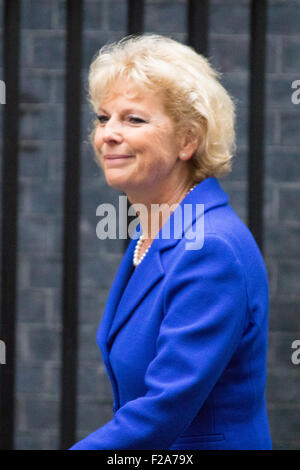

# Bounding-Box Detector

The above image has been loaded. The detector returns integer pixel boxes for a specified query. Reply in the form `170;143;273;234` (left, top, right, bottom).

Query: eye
97;114;109;124
128;116;147;124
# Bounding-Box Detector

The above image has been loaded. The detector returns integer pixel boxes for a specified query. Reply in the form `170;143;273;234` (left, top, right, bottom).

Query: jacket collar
97;177;229;353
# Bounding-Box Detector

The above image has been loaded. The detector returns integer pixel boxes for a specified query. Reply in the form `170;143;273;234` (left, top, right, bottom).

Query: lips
104;154;134;160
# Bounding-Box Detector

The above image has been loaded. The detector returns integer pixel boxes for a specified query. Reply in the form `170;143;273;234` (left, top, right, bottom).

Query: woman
70;34;272;450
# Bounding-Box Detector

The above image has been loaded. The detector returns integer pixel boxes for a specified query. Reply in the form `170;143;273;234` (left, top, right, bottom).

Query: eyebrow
97;106;149;117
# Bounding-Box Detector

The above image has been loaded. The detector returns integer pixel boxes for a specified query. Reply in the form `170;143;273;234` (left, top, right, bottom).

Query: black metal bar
127;0;144;35
248;0;267;252
60;0;83;449
0;0;21;451
187;0;209;56
124;0;145;251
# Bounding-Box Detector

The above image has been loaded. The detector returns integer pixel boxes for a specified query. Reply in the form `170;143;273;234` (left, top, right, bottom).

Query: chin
104;172;130;192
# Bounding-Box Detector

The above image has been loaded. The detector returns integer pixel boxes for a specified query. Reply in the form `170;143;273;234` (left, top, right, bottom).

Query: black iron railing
0;0;266;449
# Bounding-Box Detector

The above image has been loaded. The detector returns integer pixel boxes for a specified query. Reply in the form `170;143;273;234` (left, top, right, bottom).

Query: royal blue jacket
70;177;272;450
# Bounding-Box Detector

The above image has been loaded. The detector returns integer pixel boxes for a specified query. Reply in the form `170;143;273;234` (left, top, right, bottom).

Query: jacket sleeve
69;235;248;450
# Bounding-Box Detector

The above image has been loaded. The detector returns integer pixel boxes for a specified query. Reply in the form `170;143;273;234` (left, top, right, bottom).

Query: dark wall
0;0;299;450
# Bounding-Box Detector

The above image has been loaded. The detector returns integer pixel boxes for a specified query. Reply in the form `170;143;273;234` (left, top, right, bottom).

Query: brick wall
211;0;300;450
0;0;299;450
262;0;300;450
12;0;126;449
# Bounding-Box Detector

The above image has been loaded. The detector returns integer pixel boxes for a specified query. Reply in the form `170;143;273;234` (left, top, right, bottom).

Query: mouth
104;154;135;166
104;154;135;160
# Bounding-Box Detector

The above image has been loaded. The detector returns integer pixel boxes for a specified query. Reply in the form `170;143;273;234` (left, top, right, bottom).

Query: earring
181;152;187;158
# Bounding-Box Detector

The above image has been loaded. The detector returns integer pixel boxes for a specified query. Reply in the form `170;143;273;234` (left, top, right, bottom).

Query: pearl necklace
133;184;197;267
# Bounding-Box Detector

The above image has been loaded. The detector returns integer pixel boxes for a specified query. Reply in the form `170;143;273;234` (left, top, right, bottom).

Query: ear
178;133;199;161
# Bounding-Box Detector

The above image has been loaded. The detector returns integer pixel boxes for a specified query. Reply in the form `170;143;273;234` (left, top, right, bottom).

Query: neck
129;179;195;241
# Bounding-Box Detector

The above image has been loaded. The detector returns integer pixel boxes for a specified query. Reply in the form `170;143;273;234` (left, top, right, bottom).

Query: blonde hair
88;34;236;181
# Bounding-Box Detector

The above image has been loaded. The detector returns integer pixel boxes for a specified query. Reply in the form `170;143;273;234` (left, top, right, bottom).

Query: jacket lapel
97;237;136;355
106;248;165;349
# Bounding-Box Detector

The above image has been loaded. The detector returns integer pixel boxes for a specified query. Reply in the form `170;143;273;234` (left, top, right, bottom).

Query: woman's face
93;80;190;200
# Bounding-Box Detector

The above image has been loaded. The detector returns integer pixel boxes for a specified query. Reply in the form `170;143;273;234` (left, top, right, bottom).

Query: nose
102;118;123;144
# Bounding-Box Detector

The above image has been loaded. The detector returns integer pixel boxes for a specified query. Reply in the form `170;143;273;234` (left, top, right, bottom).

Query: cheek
141;130;168;156
151;131;179;163
151;122;178;150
